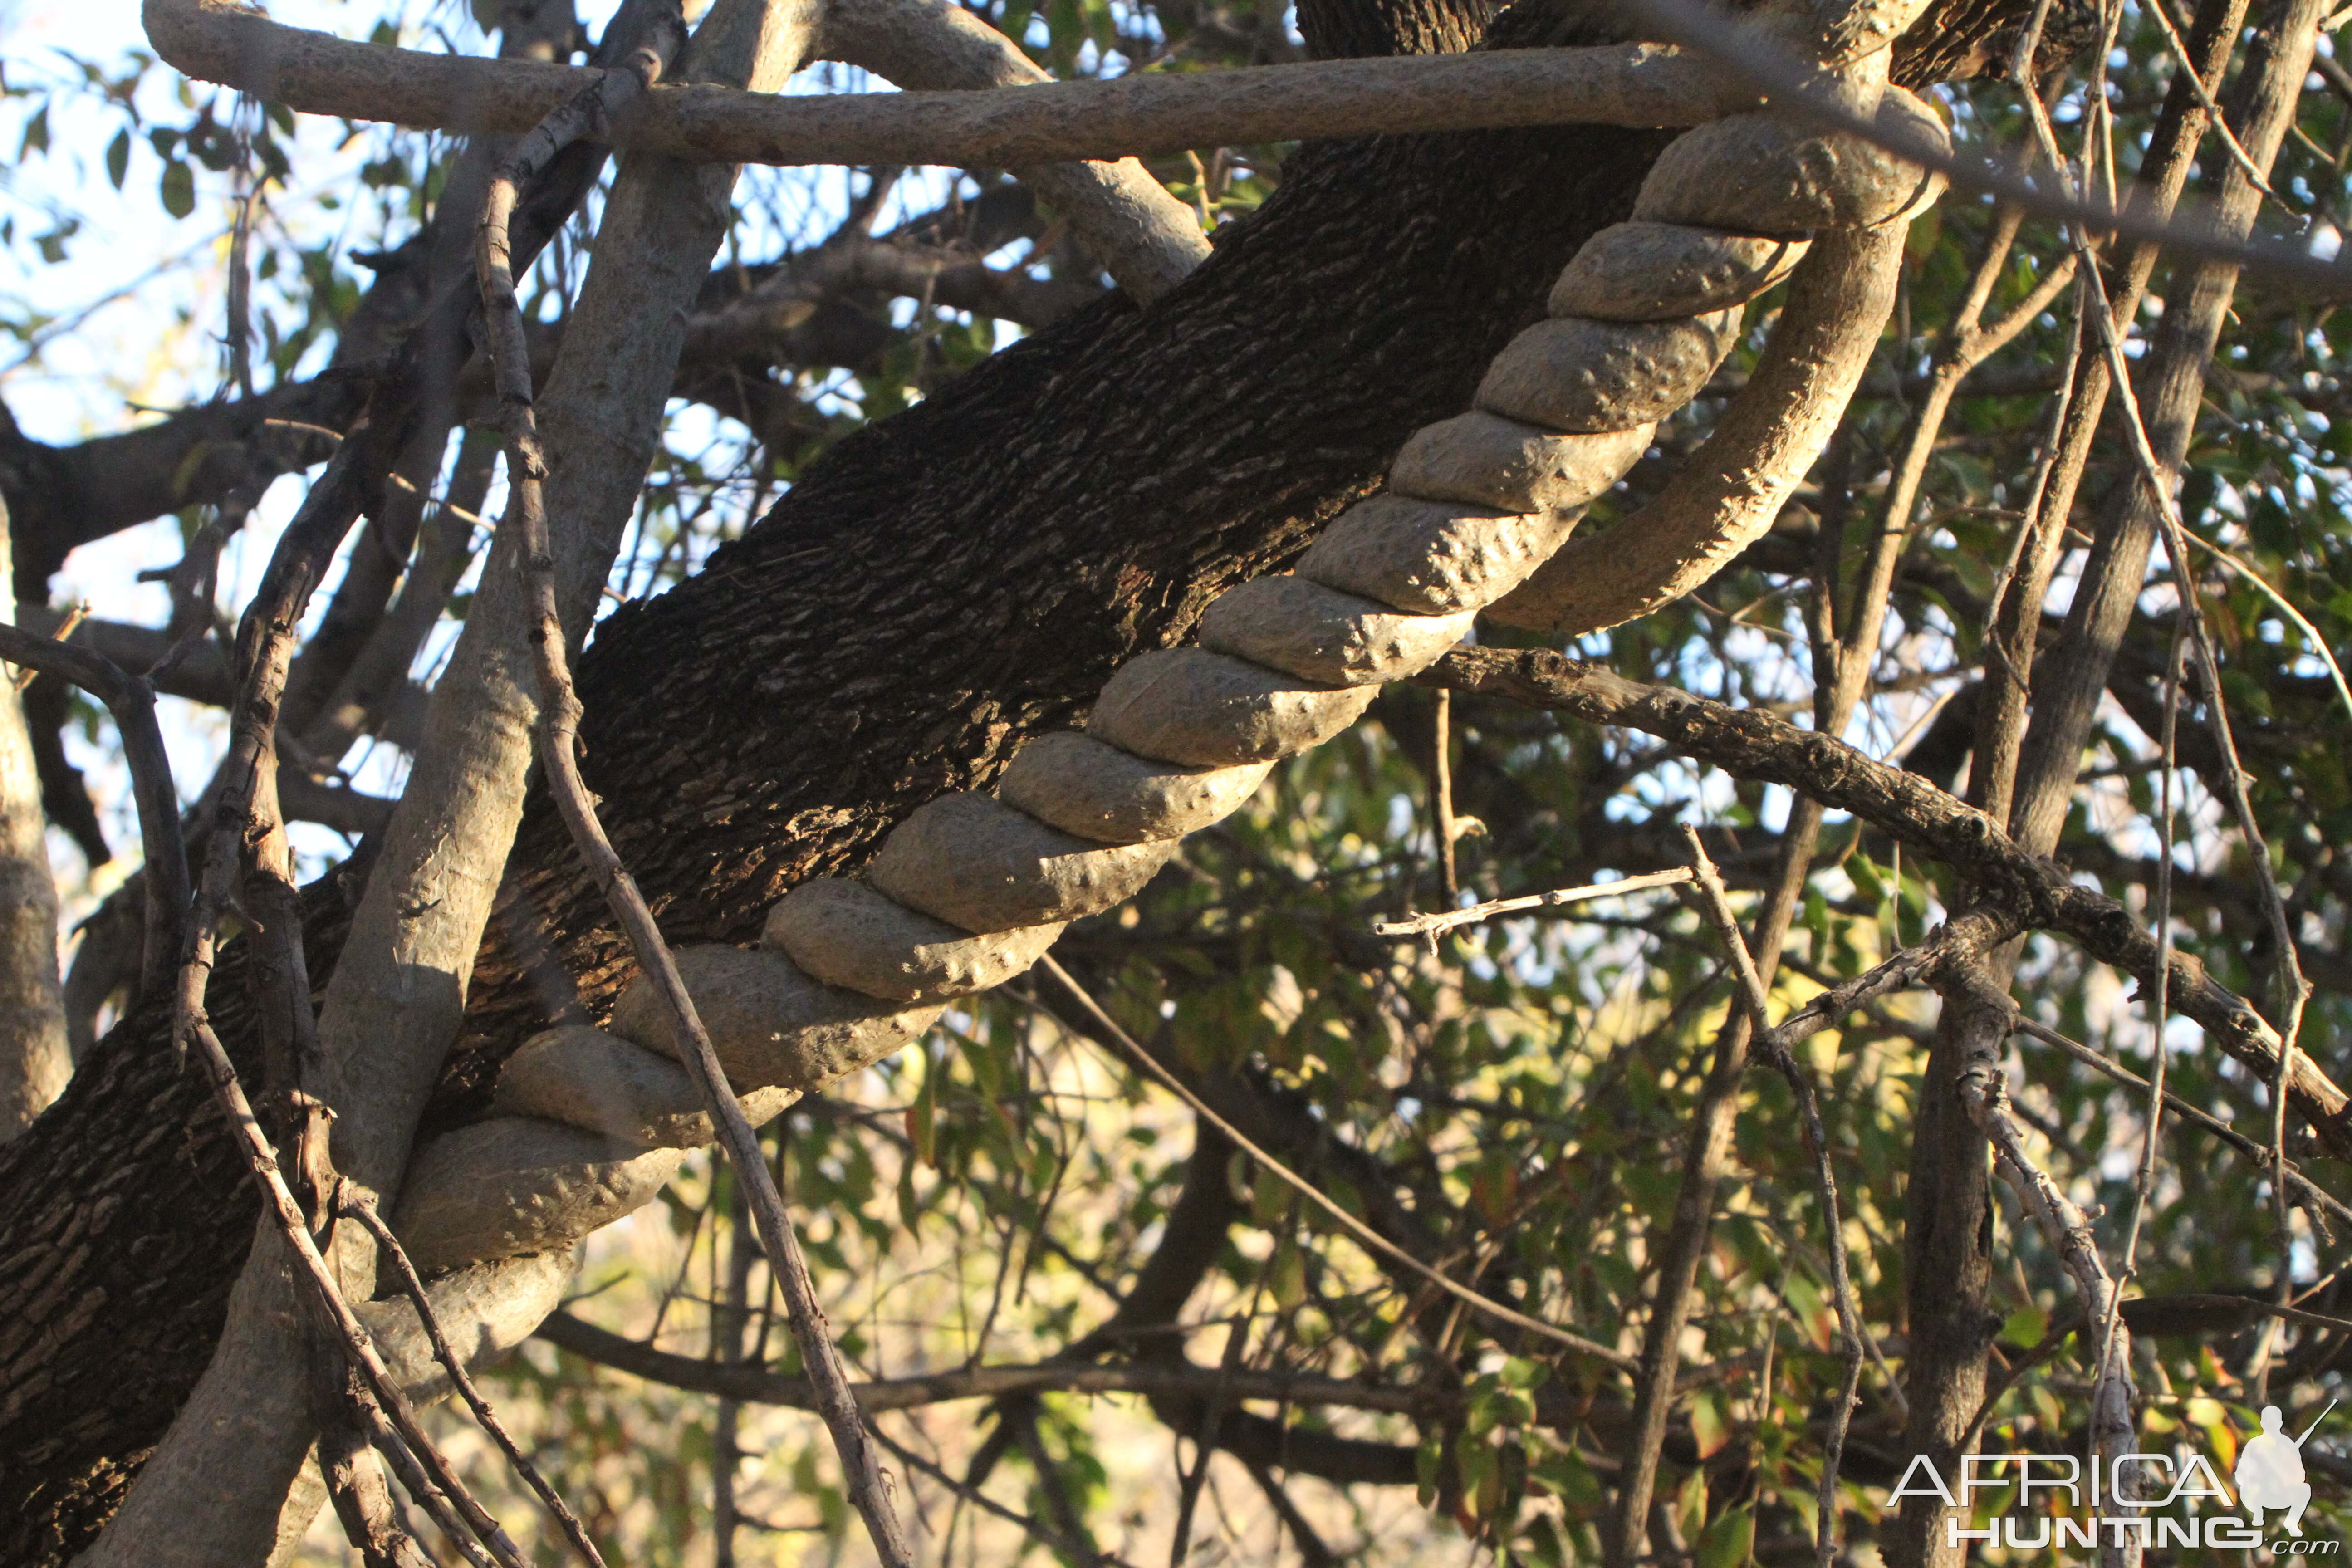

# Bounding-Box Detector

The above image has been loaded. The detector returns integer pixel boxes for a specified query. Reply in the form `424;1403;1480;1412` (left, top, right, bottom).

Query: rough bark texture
0;0;2027;1551
432;0;1683;1122
0;859;367;1562
0;500;68;1140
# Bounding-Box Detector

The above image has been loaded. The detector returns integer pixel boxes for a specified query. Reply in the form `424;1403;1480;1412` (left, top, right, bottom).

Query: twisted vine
389;33;1948;1292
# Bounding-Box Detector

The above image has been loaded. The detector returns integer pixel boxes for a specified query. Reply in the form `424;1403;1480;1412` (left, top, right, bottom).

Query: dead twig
1679;826;1871;1568
6;600;86;691
340;1188;609;1568
473;34;916;1568
1432;688;1461;904
1760;922;1992;1057
1372;869;1694;941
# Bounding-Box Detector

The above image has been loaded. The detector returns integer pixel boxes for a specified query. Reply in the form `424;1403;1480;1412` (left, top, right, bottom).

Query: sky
0;0;940;934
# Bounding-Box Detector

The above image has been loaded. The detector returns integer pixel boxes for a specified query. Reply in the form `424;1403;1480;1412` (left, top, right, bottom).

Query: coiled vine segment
391;59;1949;1279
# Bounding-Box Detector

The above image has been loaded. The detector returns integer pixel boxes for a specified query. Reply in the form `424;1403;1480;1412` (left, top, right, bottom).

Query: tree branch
145;1;1735;163
1424;647;2352;1148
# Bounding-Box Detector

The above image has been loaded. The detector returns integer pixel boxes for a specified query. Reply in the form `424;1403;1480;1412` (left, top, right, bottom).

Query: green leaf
895;1158;921;1235
1676;1467;1708;1544
1697;1505;1754;1568
1531;1449;1602;1508
18;105;47;159
1499;1355;1550;1392
1690;1387;1730;1459
1250;1163;1292;1227
2000;1305;2048;1348
1416;1431;1444;1508
160;157;195;219
106;129;129;190
1269;1231;1305;1310
908;1045;937;1166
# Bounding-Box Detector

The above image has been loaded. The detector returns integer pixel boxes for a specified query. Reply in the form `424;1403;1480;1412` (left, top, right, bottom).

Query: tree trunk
0;0;2025;1549
0;496;68;1140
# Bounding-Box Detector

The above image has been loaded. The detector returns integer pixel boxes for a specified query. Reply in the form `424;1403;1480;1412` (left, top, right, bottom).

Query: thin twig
1627;0;2352;295
1679;827;1868;1568
1372;869;1695;939
2179;532;2352;729
868;1421;1147;1568
340;1188;609;1568
2136;0;2287;200
1424;647;2352;1149
473;37;915;1568
359;1384;502;1568
6;600;85;691
0;627;190;994
1034;956;1637;1369
2097;621;2188;1417
2009;1017;2351;1230
1959;1308;2085;1451
315;1365;442;1568
1432;688;1460;905
1171;1227;1274;1568
1761;926;1979;1057
190;1009;530;1567
2036;72;2316;1385
1952;985;2138;1568
538;1308;1460;1416
2004;0;2316;1117
6;529;530;1568
1868;203;2077;637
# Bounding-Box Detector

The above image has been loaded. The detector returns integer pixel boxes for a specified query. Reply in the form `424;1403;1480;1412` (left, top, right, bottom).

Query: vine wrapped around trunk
390;34;1946;1278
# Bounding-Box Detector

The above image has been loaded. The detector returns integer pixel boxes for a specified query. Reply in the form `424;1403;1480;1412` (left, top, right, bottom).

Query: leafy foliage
7;0;2352;1561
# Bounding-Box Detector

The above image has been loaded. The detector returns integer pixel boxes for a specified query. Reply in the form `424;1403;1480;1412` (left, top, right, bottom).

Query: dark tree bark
431;0;1690;1116
0;0;2033;1551
0;859;370;1562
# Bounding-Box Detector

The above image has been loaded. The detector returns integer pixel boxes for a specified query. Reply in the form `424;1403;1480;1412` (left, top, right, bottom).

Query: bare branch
20;622;530;1568
1681;825;1876;1568
1372;868;1693;940
1626;0;2352;297
1951;996;2140;1568
0;626;191;995
339;1191;607;1568
148;1;1739;162
2012;1015;2352;1231
1424;647;2352;1149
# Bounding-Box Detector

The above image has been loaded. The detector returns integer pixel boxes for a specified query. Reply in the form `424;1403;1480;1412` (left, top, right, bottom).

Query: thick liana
388;72;1945;1279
